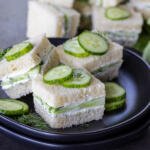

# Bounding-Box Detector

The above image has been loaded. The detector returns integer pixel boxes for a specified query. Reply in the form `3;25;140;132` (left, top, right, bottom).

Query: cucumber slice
64;38;90;58
16;101;29;114
105;7;131;21
0;99;29;116
0;99;23;116
78;31;109;55
5;42;33;61
43;65;73;84
143;42;150;64
105;82;126;102
105;99;126;112
62;69;91;88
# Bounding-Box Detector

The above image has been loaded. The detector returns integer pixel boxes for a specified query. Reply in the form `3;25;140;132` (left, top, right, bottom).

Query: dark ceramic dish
0;39;149;144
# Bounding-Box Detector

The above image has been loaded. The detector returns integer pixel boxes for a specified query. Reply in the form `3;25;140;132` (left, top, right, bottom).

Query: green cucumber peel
43;65;73;85
64;38;90;58
105;7;131;21
5;42;33;61
105;99;126;112
78;31;109;55
0;99;29;116
62;69;91;88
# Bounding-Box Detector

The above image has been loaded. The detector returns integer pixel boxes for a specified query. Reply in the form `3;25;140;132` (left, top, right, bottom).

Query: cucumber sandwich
92;4;143;47
90;0;127;8
105;82;126;112
27;0;80;38
56;31;123;81
0;35;54;99
32;65;105;128
131;0;150;20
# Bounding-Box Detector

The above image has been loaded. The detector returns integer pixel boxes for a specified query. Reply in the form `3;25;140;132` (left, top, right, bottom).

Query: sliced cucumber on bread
43;65;73;84
62;69;91;88
78;31;109;55
0;99;29;116
105;7;131;21
64;38;90;58
105;82;126;112
5;42;33;61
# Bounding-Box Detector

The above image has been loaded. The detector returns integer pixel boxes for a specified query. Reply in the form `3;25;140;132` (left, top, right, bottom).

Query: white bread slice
131;0;150;19
92;5;143;32
27;1;80;38
37;0;74;8
0;35;53;79
56;41;123;73
32;74;105;108
34;98;105;128
3;80;32;99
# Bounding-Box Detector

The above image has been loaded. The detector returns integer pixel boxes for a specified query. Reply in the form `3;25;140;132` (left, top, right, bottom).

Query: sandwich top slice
32;66;105;128
37;0;75;8
27;0;80;38
56;31;123;81
0;35;53;98
131;0;150;20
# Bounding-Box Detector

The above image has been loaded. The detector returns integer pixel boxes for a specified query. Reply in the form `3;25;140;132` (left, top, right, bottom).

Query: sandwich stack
0;35;53;98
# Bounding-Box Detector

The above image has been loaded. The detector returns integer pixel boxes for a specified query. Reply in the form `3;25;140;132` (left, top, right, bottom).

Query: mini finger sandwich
0;35;53;98
56;31;123;81
92;4;143;46
32;65;105;128
131;0;150;20
27;0;80;38
90;0;127;7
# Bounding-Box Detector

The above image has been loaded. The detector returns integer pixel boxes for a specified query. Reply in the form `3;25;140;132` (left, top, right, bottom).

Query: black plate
0;116;149;150
0;38;150;143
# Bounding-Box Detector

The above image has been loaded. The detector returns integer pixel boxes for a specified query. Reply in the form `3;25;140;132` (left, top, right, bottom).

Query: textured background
0;0;149;150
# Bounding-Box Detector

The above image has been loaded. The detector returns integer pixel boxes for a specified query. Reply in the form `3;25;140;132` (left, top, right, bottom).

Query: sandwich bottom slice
106;31;140;47
33;95;105;128
92;60;123;81
1;65;40;99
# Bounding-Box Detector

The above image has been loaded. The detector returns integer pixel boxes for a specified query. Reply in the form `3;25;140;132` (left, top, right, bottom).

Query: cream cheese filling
92;60;122;74
1;65;40;90
34;94;105;115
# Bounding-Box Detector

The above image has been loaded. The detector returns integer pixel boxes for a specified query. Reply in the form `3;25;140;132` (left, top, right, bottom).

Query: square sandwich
92;4;143;46
27;0;80;38
56;31;123;81
0;35;53;98
32;65;105;128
